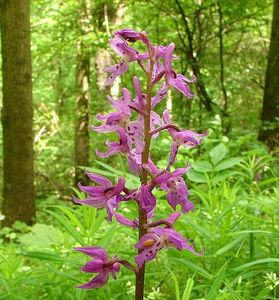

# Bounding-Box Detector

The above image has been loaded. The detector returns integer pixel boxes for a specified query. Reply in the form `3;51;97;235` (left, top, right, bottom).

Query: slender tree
174;0;214;112
74;0;91;185
1;0;35;226
258;0;279;149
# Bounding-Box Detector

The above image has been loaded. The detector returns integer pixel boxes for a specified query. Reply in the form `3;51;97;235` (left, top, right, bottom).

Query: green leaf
215;235;244;256
19;250;65;262
19;223;63;247
192;160;213;172
50;206;86;235
169;258;212;280
214;157;242;171
206;263;227;300
187;169;207;183
169;269;181;300
210;144;228;165
232;258;279;272
182;277;194;300
46;210;85;246
258;177;279;188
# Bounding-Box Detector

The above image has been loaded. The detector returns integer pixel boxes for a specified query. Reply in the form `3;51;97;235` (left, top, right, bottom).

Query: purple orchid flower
135;225;201;268
115;28;150;46
96;128;130;158
155;166;194;213
73;172;125;221
105;35;149;85
165;43;196;98
138;184;156;213
91;88;131;134
96;129;143;174
75;246;120;289
163;109;207;168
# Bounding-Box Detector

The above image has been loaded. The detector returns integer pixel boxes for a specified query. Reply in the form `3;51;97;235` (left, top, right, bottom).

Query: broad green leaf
192;160;213;172
19;223;63;247
187;169;207;183
210;144;228;165
215;157;242;171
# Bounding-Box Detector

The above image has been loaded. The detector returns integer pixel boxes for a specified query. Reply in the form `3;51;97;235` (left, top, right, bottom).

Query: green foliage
1;136;278;299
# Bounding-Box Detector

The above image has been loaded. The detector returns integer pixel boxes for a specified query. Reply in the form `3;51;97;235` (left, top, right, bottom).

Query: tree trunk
258;0;279;149
1;0;35;226
174;0;214;112
74;0;91;185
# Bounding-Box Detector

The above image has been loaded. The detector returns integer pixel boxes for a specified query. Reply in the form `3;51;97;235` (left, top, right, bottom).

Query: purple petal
114;213;137;228
72;195;107;209
181;200;194;213
96;144;121;158
105;62;129;86
169;76;194;98
168;143;179;169
90;124;119;133
166;212;181;224
139;185;156;212
106;198;118;222
151;84;168;108
133;76;144;109
112;177;125;195
115;28;141;42
77;271;109;289
74;246;108;262
80;259;104;273
164;43;176;79
77;182;104;195
85;172;112;187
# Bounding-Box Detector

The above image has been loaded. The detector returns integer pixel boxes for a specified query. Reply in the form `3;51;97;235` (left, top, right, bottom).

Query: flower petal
74;246;108;261
76;271;109;289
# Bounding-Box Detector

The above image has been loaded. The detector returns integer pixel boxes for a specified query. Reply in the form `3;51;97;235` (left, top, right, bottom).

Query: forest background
0;0;279;299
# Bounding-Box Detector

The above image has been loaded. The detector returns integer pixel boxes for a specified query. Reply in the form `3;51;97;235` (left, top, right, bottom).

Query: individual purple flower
138;184;156;213
163;109;207;167
96;128;130;158
165;43;196;98
106;35;149;85
91;88;131;133
155;166;194;213
73;172;125;221
135;226;201;268
75;246;120;289
115;28;150;46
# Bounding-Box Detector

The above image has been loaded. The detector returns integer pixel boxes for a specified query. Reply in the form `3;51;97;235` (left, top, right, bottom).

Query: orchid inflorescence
73;28;207;295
